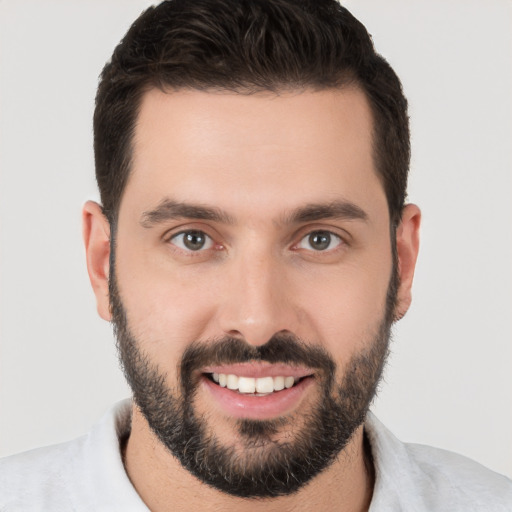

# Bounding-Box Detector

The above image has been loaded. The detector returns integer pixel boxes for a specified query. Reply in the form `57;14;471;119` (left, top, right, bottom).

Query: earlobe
394;204;421;321
82;200;112;321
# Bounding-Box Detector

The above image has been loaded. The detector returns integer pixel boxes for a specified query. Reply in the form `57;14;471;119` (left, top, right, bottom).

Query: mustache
180;332;335;377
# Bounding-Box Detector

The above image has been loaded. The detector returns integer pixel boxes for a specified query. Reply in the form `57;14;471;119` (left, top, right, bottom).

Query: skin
83;87;420;511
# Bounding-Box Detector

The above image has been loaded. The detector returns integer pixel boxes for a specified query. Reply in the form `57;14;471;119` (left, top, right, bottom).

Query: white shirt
1;400;511;511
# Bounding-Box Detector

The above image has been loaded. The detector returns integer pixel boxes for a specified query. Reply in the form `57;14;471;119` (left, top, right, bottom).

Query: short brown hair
94;0;409;227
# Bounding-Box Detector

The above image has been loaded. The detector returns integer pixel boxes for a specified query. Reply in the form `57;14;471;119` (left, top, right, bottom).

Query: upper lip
201;362;314;379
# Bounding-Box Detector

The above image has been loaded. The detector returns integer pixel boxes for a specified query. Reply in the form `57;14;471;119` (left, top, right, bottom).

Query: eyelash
167;228;346;255
295;230;344;252
168;230;217;252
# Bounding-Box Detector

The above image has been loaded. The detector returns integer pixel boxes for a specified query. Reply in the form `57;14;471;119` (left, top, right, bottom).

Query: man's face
109;88;398;496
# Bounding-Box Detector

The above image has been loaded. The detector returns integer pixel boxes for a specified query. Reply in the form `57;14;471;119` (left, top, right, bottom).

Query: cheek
114;248;220;354
296;254;392;356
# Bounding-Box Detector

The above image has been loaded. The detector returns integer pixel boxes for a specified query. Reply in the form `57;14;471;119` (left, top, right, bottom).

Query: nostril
226;330;244;340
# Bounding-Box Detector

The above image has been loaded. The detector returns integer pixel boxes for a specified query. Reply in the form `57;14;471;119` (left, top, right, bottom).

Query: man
0;0;511;510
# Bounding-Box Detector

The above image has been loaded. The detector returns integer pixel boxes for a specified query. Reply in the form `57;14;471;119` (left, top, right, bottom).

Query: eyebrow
284;200;369;224
140;198;369;229
140;199;235;228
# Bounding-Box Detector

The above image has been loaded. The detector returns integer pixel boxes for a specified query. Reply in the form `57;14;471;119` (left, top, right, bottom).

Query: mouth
200;364;316;420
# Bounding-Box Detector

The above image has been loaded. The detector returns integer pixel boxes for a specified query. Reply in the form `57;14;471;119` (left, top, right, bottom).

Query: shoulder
0;400;145;511
404;442;512;510
366;413;512;511
0;435;86;510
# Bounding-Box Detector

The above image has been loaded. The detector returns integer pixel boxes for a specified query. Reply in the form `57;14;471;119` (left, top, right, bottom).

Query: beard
110;257;397;498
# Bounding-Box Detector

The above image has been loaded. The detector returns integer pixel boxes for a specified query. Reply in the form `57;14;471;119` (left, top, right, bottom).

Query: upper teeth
212;373;296;394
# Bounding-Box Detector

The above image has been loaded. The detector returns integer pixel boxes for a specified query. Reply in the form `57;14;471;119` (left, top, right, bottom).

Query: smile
201;364;315;420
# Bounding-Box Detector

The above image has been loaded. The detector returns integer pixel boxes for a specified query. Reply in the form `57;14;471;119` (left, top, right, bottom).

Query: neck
124;405;374;512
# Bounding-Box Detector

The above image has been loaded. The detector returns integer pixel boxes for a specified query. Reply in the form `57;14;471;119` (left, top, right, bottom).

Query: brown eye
298;230;342;251
171;230;213;251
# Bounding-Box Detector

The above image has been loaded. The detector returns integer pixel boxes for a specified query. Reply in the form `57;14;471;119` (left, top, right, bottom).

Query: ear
82;200;112;321
394;203;421;321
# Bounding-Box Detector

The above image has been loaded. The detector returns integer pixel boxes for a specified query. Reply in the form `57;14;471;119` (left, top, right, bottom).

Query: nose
216;246;300;347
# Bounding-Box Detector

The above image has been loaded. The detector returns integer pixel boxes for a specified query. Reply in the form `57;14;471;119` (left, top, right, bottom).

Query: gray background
1;0;511;478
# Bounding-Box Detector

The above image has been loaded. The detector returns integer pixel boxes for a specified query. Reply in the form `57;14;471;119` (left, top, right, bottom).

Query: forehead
124;87;385;222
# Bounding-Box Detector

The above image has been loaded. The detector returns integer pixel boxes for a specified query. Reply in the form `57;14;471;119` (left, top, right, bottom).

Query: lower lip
202;375;314;420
